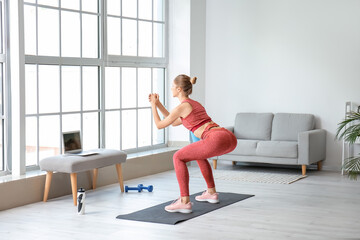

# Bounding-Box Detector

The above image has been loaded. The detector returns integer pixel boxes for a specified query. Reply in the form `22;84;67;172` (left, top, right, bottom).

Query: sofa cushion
271;113;315;141
234;113;274;140
256;141;298;158
229;139;258;155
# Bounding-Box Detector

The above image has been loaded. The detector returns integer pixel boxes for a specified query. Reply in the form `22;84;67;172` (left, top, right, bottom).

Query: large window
23;0;166;168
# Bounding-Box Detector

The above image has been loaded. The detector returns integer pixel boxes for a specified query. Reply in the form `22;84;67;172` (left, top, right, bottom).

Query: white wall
167;0;190;143
205;0;360;171
190;0;207;104
167;0;206;143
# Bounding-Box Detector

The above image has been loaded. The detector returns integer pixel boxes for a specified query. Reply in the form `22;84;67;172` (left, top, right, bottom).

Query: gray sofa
213;113;326;175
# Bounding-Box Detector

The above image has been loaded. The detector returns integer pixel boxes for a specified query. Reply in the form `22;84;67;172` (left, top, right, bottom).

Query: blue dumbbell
138;184;153;192
125;185;142;192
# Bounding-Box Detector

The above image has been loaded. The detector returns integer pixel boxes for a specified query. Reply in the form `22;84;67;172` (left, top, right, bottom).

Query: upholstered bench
40;149;127;206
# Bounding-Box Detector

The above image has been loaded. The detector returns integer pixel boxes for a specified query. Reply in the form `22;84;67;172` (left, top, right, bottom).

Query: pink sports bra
180;99;212;132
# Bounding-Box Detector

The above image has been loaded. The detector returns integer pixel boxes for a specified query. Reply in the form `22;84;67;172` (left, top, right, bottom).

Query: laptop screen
63;131;82;153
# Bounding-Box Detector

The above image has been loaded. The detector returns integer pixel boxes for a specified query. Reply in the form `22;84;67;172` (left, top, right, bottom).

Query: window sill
0;147;179;184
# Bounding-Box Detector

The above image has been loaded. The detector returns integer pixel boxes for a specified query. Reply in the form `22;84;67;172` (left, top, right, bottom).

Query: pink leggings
173;126;237;197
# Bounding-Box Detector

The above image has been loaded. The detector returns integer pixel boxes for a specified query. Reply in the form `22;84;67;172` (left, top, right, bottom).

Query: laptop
62;131;99;156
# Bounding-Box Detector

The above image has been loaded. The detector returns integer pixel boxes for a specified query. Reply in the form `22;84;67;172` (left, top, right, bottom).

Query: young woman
149;74;237;213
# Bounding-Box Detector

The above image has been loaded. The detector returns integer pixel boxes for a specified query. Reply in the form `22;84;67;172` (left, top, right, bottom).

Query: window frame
0;0;10;176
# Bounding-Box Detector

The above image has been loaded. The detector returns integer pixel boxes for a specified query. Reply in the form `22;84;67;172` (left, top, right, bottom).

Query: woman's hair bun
190;77;197;85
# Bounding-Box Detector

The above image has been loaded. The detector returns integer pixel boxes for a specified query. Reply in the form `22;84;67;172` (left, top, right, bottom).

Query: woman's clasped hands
148;93;160;106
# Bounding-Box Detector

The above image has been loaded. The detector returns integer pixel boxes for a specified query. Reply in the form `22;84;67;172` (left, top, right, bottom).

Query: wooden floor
0;162;359;240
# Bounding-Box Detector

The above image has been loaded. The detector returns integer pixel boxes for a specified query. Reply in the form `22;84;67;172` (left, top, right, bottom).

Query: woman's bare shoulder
175;102;192;118
179;101;192;110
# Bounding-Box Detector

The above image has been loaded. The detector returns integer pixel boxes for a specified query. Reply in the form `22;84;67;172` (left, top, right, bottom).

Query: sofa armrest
224;126;234;133
298;129;326;165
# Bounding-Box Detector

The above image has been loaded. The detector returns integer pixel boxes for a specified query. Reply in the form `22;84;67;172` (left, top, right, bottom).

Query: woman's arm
156;101;170;117
150;94;182;126
150;94;186;129
171;118;183;126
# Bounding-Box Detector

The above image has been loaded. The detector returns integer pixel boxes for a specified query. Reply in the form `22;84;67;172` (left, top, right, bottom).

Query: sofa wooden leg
213;159;217;169
43;171;53;202
70;173;77;206
317;161;322;171
92;168;98;189
302;165;306;176
115;164;124;192
232;161;236;166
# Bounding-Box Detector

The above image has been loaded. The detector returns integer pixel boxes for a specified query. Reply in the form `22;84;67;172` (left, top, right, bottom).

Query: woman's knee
174;150;190;165
173;151;182;164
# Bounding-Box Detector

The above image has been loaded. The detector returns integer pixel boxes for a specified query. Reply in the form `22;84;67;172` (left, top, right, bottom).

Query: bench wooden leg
70;173;77;206
43;171;53;202
302;165;306;176
93;168;98;189
115;163;124;192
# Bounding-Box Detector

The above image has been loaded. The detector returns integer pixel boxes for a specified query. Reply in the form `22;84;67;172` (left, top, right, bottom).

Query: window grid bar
58;3;63;155
100;0;106;58
165;0;169;60
79;1;84;149
119;67;122;150
35;1;38;55
80;66;84;150
0;2;3;54
150;67;153;146
151;0;154;58
24;2;100;16
25;55;167;67
104;106;151;112
59;66;63;155
59;4;62;58
136;0;139;58
25;56;103;66
25;56;166;66
36;64;39;166
26;109;101;117
120;0;123;56
97;67;102;149
163;68;167;144
99;0;106;148
106;14;165;24
136;67;138;148
136;0;139;148
100;65;105;148
80;1;83;58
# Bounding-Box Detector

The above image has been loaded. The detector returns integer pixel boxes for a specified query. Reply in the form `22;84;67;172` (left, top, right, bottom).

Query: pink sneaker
195;191;219;203
165;198;193;213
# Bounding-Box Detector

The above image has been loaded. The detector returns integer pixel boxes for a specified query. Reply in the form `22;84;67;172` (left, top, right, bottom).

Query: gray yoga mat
116;192;254;225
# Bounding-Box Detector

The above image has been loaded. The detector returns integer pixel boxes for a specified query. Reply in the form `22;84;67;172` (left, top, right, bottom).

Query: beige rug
190;169;307;184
